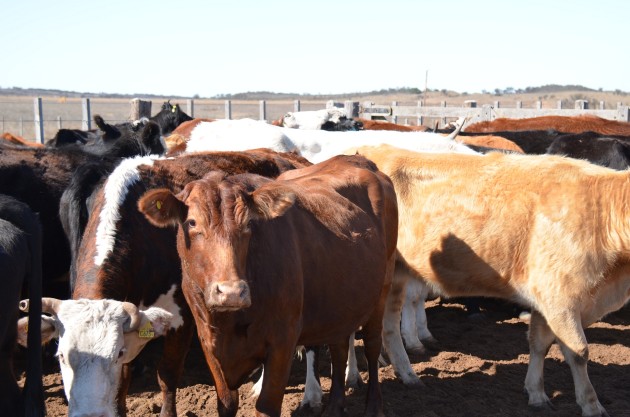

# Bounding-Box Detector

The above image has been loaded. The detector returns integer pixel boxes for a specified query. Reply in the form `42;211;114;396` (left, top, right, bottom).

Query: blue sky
2;0;628;97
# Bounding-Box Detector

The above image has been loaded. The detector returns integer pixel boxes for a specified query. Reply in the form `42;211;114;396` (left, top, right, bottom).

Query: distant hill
1;84;624;100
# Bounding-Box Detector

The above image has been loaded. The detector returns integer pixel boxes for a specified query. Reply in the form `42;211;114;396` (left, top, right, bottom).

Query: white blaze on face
54;299;131;417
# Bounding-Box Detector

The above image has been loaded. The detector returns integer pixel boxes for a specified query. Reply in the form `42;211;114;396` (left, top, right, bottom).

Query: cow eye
186;219;196;229
118;348;126;360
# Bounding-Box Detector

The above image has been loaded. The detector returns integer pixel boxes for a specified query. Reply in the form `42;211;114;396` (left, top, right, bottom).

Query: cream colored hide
353;144;630;417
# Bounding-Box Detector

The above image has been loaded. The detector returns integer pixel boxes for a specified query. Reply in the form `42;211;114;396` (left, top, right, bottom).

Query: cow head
138;173;296;312
17;298;173;417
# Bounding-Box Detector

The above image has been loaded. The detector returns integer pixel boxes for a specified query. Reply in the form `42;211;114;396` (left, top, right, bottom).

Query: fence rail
1;97;629;143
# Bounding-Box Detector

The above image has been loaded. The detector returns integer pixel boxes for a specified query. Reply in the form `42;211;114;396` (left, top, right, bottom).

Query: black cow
0;121;165;299
546;131;630;170
151;100;194;136
0;195;44;417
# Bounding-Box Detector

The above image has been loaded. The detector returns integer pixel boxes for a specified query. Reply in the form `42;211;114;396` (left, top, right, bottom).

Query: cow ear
141;121;162;146
250;186;296;220
17;315;58;347
138;188;187;228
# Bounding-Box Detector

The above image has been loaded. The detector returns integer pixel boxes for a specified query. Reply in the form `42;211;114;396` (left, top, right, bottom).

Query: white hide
186;118;479;163
95;155;161;266
282;108;348;130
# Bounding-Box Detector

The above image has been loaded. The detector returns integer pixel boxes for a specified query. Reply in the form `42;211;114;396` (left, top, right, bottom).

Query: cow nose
207;280;251;311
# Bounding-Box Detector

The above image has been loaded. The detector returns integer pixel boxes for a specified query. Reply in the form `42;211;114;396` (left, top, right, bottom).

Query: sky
2;0;629;97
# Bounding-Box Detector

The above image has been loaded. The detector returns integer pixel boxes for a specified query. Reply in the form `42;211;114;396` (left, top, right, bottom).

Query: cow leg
524;310;555;410
362;316;386;417
381;262;422;385
345;333;363;389
401;278;437;354
299;345;323;412
543;309;607;417
323;339;350;417
256;347;295;417
157;317;195;417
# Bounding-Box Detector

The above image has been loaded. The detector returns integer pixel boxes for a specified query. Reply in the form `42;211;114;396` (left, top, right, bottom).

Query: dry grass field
1;89;629;142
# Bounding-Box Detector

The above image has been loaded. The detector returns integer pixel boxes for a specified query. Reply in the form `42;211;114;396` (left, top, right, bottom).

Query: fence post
293;100;300;112
493;101;500;108
516;101;522;109
57;116;62;130
599;101;605;110
344;101;359;118
391;101;398;124
82;98;91;130
557;100;563;109
187;99;195;117
259;100;267;121
130;98;152;120
575;100;589;110
416;100;423;126
616;105;630;122
481;105;493;121
440;101;447;128
536;101;542;109
33;97;44;144
225;100;232;120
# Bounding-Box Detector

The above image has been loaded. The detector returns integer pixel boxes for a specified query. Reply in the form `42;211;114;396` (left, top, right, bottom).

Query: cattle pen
1;96;629;143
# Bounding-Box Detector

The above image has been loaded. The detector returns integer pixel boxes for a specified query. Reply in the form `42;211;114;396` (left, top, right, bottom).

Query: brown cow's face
179;180;253;312
139;174;296;312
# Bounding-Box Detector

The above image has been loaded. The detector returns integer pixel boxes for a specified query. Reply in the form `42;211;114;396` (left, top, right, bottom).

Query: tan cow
352;144;630;417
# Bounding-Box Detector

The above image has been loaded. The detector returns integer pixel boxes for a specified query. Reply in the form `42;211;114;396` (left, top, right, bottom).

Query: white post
82;98;91;130
225;100;232;120
33;97;44;144
259;100;267;121
293;100;300;112
187;99;195;117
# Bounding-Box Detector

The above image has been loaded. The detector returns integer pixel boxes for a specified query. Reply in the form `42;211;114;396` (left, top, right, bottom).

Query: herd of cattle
2;102;630;417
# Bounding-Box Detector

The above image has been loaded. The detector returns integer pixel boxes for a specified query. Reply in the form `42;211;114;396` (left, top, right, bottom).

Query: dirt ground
30;299;630;417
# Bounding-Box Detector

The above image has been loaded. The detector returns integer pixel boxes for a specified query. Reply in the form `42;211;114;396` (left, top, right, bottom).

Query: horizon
4;0;629;97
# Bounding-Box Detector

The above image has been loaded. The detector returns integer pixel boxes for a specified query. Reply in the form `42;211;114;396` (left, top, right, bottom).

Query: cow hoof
322;406;348;417
298;402;323;415
419;336;439;350
404;345;426;356
528;400;556;412
346;376;364;391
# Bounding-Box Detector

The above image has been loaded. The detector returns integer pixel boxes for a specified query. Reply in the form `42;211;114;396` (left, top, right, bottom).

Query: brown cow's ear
138;188;187;228
250;186;296;220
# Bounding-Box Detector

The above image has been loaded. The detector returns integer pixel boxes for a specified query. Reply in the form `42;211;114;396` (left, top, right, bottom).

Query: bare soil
28;299;630;417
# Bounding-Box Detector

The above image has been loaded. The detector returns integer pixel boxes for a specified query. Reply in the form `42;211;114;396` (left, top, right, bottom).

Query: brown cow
352;144;630;417
358;118;430;132
1;132;44;148
465;114;630;136
139;154;398;417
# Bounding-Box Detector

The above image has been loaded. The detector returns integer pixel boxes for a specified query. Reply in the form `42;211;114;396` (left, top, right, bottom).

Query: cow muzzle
206;280;251;311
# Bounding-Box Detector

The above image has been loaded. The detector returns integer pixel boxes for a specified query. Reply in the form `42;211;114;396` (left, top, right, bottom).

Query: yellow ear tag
138;321;155;339
156;200;162;210
171;106;176;113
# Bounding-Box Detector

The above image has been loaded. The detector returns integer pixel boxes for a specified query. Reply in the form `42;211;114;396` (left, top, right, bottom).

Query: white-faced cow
20;149;311;417
0;195;44;417
139;154;398;417
352;144;630;417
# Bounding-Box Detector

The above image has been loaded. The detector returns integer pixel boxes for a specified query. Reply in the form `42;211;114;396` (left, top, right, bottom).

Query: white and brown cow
352;144;630;417
139;154;398;417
